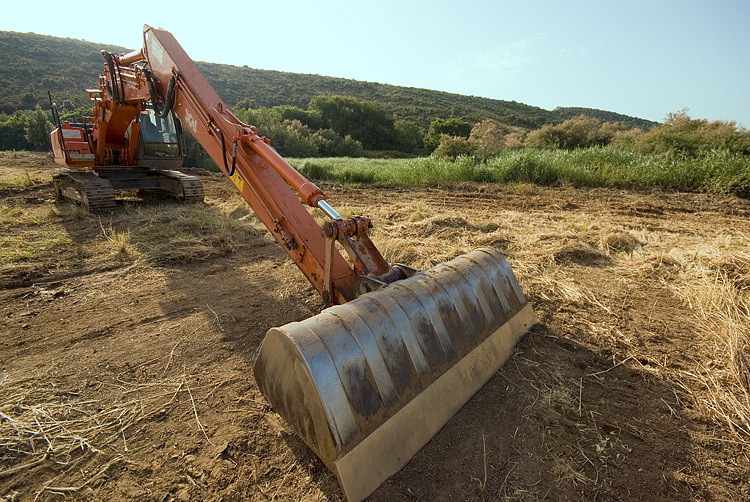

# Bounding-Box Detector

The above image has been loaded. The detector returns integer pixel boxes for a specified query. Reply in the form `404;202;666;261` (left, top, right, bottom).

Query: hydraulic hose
143;67;175;119
158;77;176;119
101;51;122;105
114;57;125;105
218;130;237;176
143;68;159;111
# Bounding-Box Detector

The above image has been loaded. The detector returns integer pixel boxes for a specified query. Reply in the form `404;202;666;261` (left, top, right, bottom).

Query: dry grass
0;173;35;190
254;182;750;461
0;151;54;168
371;205;515;270
99;221;137;258
0;367;232;495
0;376;177;461
2;157;749;498
0;197;270;286
111;204;266;264
669;237;750;436
365;192;750;455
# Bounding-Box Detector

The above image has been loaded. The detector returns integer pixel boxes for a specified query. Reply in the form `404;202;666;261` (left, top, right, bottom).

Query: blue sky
3;0;748;127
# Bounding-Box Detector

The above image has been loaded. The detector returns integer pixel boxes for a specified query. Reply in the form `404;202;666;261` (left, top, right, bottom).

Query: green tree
433;134;475;160
277;105;322;130
308;96;397;150
468;119;515;160
235;98;257;111
59;106;93;124
423;118;473;151
21;92;37;109
611;111;750;157
25;105;52;151
394;119;424;153
276;119;319;157
0;111;32;150
526;115;618;150
312;129;363;157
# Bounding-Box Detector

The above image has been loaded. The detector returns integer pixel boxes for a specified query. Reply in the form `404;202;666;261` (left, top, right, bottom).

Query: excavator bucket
254;248;536;501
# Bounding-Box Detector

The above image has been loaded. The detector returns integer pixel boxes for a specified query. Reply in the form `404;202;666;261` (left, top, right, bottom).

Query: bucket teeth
254;248;536;502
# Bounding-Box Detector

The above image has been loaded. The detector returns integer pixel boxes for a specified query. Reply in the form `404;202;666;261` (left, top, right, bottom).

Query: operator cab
136;109;183;169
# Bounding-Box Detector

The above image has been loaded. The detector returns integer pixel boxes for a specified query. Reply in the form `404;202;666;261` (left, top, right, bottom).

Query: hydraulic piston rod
317;200;342;220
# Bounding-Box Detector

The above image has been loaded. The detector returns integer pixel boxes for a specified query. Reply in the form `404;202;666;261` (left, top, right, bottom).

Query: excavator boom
118;26;536;501
142;27;361;302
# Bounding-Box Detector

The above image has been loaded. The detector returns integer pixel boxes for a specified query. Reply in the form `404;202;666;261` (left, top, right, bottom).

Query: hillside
0;32;128;112
0;31;656;130
553;106;656;127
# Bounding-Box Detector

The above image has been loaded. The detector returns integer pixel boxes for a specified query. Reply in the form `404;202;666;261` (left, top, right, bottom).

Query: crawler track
52;168;117;210
160;170;205;203
52;168;205;210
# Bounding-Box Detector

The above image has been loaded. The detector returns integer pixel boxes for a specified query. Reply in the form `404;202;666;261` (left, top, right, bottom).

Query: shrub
0;111;32;150
25;105;52;151
611;111;750;157
468;119;525;160
526;115;619;150
423;118;473;151
504;132;526;150
312;129;363;157
433;134;475;160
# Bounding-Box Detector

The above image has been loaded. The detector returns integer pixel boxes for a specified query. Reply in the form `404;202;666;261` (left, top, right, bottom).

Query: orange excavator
50;48;203;209
50;26;536;501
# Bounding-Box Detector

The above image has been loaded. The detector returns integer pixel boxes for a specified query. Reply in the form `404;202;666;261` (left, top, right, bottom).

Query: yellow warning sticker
230;172;244;192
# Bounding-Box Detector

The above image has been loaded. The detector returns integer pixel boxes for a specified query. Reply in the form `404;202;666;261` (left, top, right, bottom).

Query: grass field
290;147;750;196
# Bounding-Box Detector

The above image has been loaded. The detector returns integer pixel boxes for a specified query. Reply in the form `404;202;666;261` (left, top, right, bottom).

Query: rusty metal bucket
253;248;536;501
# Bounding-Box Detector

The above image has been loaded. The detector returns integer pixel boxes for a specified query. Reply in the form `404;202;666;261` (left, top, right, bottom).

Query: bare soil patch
1;153;749;501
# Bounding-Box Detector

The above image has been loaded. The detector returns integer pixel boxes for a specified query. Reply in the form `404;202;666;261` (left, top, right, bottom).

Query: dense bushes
286;108;750;199
432;134;474;160
611;111;750;157
520;111;750;159
423;118;472;151
232;95;425;158
2;73;747;199
431;119;525;160
0;107;53;151
233;105;364;158
526;115;621;150
431;112;750;166
308;96;397;150
0;111;32;150
0;101;94;152
229;107;750;166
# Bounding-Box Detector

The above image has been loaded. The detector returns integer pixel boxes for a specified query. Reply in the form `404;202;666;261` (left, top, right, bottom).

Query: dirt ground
1;152;749;501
